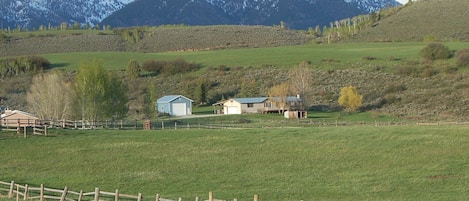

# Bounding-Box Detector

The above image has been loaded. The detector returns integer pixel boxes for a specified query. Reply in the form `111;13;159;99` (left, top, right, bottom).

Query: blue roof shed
156;95;193;116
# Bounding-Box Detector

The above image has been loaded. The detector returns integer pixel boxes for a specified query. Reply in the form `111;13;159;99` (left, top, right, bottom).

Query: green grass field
1;126;468;201
43;42;468;71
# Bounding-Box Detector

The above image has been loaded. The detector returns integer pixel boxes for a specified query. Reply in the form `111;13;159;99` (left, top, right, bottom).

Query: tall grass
1;126;468;200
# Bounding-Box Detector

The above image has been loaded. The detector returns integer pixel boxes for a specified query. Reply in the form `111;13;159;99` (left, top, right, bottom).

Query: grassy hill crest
352;0;469;42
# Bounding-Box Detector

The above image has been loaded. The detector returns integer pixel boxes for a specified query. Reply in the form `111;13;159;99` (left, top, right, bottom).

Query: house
156;95;193;116
1;109;39;127
214;96;304;115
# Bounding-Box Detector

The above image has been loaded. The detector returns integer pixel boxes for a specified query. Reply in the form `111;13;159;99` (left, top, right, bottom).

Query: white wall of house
223;100;242;114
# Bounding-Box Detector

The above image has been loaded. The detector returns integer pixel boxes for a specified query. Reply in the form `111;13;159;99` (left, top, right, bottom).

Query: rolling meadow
1;1;469;200
1;125;468;201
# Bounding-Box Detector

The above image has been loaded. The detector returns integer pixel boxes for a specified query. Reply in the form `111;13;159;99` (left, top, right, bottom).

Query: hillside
0;26;313;57
352;0;469;41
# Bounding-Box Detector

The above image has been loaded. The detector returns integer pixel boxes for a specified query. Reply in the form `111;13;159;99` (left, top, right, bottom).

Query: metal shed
156;95;193;116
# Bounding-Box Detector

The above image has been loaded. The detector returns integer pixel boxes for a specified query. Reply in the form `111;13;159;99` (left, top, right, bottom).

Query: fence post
155;193;160;201
16;184;19;201
60;186;68;201
195;197;199;201
94;187;99;201
40;184;44;201
254;194;259;201
8;181;15;198
209;192;213;201
78;190;83;201
114;189;119;201
23;184;28;200
174;122;177;130
137;193;142;201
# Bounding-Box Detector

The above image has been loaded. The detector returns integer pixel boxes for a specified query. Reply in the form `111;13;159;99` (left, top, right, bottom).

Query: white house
214;96;304;115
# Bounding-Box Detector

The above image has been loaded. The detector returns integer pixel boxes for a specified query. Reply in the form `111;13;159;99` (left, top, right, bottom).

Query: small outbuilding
1;109;39;127
156;95;193;116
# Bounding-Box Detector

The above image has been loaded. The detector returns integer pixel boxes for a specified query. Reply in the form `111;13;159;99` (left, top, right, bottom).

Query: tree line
310;3;407;43
0;56;50;78
27;59;128;122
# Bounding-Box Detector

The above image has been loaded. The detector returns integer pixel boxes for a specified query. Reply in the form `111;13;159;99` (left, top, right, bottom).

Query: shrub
420;43;451;61
455;48;469;67
0;56;50;78
141;59;198;75
363;56;377;60
396;66;420;77
423;35;439;43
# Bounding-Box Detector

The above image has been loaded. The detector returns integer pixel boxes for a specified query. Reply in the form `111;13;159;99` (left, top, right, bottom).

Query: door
172;103;187;116
226;106;240;114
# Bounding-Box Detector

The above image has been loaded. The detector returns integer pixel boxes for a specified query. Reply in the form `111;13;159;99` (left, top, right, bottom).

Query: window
247;103;254;108
264;102;272;108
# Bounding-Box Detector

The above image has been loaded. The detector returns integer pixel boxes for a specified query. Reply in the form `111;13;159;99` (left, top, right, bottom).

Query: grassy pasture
1;126;468;201
43;42;468;71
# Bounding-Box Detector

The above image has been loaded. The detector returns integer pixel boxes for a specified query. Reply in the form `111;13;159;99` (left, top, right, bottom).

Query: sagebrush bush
455;48;469;67
141;59;198;75
420;43;451;61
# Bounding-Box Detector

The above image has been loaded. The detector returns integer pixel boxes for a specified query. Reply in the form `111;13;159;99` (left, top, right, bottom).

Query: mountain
1;0;400;30
102;0;400;30
0;0;133;29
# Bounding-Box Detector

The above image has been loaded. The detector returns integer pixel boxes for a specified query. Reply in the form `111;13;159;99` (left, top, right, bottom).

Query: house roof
157;95;194;103
270;96;303;102
221;96;303;105
232;97;268;104
1;110;38;119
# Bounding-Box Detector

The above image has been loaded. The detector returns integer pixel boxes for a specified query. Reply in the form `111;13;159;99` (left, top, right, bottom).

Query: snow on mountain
345;0;401;12
1;0;400;30
0;0;134;29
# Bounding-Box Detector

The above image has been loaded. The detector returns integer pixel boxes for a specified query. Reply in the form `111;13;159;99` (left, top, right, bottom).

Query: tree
288;61;313;109
104;76;129;119
27;71;73;120
195;78;208;105
126;59;141;79
74;59;128;123
268;82;292;113
338;85;363;113
239;78;258;97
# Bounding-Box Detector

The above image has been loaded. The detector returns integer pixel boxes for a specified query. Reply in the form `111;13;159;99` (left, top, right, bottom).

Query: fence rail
2;118;469;135
0;181;258;201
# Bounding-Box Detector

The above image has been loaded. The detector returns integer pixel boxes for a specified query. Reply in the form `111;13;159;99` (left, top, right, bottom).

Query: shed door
172;103;187;116
227;106;239;114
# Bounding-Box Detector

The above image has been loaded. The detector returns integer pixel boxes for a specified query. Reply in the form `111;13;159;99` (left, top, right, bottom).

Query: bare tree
27;71;74;120
288;61;313;109
268;82;292;113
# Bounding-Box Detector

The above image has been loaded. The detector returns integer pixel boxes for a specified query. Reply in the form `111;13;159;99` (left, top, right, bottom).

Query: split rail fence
0;181;259;201
2;118;469;135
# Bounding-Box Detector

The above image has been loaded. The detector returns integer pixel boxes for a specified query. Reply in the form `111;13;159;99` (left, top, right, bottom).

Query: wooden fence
2;118;469;135
0;181;259;201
